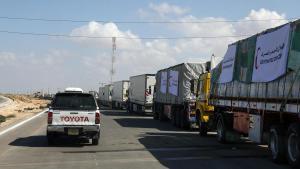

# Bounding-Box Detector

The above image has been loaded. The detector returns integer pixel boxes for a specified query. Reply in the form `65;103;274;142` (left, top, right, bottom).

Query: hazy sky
0;0;298;93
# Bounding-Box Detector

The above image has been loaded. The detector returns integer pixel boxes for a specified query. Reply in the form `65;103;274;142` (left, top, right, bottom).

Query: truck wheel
175;111;180;127
153;104;158;120
159;105;167;121
286;123;300;167
216;116;226;143
159;111;166;121
180;110;190;130
171;111;176;126
199;121;208;136
269;125;287;163
153;111;159;120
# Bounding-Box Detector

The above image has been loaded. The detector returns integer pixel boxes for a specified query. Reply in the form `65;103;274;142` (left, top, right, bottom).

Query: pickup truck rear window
52;93;97;110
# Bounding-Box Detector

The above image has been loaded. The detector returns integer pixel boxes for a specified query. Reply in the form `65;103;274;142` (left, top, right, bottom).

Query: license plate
68;128;79;136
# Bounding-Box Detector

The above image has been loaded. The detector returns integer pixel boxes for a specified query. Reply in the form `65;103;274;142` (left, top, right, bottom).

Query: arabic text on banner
160;71;167;93
168;70;179;96
252;24;291;82
218;44;237;83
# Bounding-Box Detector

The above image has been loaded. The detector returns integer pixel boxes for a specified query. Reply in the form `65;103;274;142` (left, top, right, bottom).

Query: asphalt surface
0;109;291;169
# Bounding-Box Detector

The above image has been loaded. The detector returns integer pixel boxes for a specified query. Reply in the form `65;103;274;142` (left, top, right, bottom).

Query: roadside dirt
0;95;50;128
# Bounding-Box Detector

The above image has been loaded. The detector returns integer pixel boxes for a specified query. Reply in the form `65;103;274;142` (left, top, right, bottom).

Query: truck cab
194;72;214;136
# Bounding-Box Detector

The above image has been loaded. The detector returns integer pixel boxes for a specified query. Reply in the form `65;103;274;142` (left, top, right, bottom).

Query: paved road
0;109;291;169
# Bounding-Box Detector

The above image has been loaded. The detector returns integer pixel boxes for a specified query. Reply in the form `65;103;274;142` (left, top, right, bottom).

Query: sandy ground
0;95;50;128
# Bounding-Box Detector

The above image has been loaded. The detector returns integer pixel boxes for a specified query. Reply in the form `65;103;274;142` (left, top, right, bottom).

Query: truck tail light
95;111;101;124
48;111;53;124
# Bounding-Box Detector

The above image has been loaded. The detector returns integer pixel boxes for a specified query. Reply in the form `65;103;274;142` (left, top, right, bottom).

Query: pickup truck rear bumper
47;125;100;132
47;125;100;138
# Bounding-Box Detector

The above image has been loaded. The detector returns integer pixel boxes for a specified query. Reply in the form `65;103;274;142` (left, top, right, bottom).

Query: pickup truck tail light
95;111;101;124
48;111;53;124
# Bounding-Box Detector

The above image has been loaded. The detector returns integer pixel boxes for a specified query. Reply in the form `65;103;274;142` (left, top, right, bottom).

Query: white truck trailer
112;80;129;109
127;74;156;114
154;62;209;129
98;84;113;107
209;20;300;167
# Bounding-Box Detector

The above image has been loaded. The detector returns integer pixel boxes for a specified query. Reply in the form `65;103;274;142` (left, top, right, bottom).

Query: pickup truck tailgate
52;110;95;125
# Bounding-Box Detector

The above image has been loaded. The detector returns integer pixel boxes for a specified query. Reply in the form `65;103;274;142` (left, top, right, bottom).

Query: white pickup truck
47;88;101;145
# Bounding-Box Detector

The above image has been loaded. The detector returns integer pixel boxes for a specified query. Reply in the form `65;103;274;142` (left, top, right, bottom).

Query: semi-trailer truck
153;62;209;129
98;84;113;107
127;74;156;114
197;20;300;167
112;80;129;109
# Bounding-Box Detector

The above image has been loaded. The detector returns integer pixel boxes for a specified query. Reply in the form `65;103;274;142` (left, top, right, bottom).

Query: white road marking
0;110;47;137
0;158;159;167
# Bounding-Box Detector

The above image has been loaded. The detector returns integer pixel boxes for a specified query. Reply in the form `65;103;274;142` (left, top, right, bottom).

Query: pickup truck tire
92;138;99;145
286;123;300;168
269;125;287;163
47;134;55;145
92;133;100;145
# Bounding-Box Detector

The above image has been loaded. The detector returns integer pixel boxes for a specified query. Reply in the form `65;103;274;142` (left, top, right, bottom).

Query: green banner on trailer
288;22;300;71
233;36;256;83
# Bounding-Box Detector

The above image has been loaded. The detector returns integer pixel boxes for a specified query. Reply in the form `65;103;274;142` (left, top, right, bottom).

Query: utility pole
110;37;116;84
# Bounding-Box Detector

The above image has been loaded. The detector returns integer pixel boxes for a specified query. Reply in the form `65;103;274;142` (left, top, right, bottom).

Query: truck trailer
198;20;300;167
153;62;209;129
127;74;156;114
98;84;113;107
112;80;129;109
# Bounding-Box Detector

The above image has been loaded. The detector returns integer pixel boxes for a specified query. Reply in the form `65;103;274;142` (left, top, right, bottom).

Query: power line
0;30;251;39
0;16;297;24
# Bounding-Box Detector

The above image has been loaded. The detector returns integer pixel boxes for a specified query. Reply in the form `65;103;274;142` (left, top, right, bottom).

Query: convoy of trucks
127;74;156;114
112;80;129;109
94;20;300;167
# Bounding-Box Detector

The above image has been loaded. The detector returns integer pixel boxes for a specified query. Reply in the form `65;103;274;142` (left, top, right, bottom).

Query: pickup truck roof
51;92;97;110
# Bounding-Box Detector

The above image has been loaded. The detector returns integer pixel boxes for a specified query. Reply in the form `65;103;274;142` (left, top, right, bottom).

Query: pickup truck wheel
92;133;100;145
216;116;226;143
92;138;99;145
47;135;55;145
199;121;208;136
269;125;287;163
286;123;300;167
